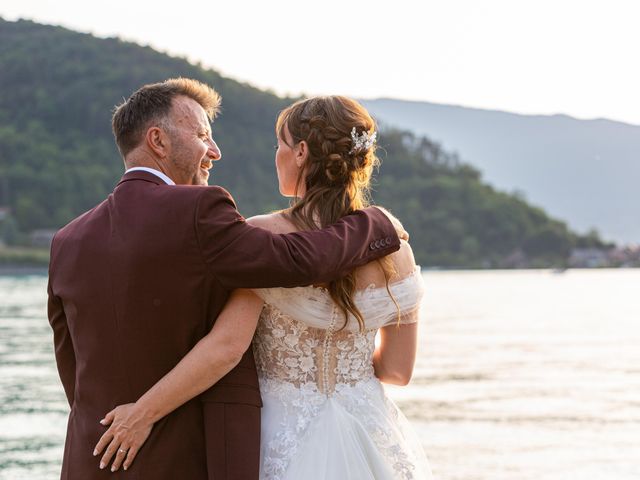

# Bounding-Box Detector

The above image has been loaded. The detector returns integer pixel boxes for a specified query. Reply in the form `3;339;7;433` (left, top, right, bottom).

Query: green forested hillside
0;19;608;267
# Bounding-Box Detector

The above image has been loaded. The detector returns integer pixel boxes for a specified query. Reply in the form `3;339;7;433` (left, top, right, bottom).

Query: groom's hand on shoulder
373;206;409;242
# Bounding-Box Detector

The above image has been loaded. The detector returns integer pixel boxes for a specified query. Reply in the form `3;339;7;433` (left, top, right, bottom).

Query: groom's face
163;96;221;186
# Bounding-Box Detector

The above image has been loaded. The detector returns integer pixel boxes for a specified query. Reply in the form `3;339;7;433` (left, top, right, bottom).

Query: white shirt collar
125;167;175;185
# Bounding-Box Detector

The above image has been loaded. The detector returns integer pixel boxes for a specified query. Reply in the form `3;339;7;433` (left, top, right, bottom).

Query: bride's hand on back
93;403;153;472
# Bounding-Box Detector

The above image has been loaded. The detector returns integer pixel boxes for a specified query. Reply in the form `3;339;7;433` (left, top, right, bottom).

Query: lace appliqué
253;270;426;479
259;376;418;480
253;306;320;386
254;303;377;394
258;379;325;479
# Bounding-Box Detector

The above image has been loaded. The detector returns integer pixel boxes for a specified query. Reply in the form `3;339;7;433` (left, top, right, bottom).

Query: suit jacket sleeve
195;187;401;289
47;265;76;408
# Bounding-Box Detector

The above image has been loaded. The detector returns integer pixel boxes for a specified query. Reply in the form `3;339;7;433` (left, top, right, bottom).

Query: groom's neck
125;151;173;179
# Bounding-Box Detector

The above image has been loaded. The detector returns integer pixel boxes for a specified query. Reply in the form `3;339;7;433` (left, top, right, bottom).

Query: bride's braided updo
279;97;378;198
277;96;396;331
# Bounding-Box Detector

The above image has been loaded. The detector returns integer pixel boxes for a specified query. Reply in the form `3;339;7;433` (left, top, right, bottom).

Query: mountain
0;18;609;267
361;98;640;243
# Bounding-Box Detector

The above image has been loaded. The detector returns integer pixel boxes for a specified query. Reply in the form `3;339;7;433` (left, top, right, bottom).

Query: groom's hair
112;78;221;157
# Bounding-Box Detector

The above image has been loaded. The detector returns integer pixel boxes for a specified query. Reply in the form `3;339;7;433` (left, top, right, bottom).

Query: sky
2;0;639;125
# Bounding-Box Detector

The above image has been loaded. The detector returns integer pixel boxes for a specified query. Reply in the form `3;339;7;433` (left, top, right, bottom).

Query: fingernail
99;419;106;425
100;462;105;469
124;465;128;471
93;449;98;456
111;466;116;472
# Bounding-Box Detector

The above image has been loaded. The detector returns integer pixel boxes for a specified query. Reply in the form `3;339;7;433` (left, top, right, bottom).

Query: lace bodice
252;269;431;480
253;268;424;394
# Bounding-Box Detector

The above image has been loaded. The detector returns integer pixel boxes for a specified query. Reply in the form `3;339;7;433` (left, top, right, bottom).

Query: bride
94;96;433;479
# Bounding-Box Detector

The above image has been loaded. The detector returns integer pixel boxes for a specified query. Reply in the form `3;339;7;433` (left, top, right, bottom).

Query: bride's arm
372;240;420;386
373;323;418;385
93;289;263;472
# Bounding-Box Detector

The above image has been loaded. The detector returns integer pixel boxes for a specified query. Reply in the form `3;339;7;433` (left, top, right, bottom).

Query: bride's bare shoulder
389;240;418;278
355;240;417;289
247;212;298;234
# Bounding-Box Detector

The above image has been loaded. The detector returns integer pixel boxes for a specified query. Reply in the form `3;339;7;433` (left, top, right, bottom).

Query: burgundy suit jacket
47;170;399;480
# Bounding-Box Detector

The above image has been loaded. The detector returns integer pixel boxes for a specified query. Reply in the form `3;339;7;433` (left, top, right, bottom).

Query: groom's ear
146;126;169;158
295;141;309;168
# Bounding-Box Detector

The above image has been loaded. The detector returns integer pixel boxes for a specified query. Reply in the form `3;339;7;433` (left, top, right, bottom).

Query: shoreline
0;265;48;276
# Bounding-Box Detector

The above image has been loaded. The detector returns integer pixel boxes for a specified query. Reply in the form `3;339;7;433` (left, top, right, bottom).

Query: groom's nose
208;139;222;161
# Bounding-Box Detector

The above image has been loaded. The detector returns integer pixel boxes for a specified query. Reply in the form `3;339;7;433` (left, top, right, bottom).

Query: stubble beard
169;150;207;186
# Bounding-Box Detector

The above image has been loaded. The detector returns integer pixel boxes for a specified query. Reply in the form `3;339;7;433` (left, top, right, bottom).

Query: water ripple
2;271;640;479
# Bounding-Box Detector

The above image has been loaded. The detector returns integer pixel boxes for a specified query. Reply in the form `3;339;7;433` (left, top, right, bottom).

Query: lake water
1;270;639;479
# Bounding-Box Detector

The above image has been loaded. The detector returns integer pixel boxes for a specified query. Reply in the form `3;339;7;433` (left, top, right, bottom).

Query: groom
47;78;401;480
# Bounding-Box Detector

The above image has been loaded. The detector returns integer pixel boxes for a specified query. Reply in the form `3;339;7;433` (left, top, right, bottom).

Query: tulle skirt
259;377;433;480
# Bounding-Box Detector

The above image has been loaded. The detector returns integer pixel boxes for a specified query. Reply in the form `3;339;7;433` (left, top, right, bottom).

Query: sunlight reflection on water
1;270;639;479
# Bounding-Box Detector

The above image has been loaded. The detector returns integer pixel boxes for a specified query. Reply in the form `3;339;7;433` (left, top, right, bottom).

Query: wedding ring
118;448;127;454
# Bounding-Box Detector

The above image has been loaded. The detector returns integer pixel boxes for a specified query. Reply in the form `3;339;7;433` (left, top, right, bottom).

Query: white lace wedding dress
253;268;433;480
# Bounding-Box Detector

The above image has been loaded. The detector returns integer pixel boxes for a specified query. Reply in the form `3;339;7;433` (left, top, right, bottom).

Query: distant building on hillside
607;244;640;267
500;249;529;268
569;248;610;268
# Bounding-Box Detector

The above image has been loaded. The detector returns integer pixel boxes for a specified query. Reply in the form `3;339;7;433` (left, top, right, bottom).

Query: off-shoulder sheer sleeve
363;267;424;328
253;267;424;331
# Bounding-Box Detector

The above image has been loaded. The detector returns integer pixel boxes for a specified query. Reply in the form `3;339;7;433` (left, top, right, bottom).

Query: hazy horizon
1;0;638;125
